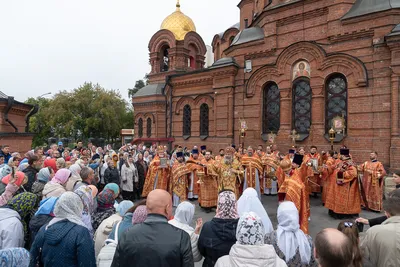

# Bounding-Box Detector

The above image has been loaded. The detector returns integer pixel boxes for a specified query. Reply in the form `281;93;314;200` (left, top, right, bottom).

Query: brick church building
132;0;400;170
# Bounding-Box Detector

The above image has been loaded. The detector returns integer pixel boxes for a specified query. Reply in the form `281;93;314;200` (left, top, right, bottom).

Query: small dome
160;1;196;41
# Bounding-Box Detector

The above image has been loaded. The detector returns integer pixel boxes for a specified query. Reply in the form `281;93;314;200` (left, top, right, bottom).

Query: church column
311;82;325;144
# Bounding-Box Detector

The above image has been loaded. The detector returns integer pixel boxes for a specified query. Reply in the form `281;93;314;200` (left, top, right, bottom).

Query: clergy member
170;151;191;207
241;146;264;199
199;151;218;212
186;148;202;200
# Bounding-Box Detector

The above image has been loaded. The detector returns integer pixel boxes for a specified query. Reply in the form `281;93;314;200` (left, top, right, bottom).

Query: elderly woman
169;201;203;262
0;171;27;205
30;192;96;267
65;164;82;191
121;155;138;201
93;198;133;257
215;212;287;267
237;188;274;234
0;192;37;249
265;201;317;267
29;197;58;247
31;167;54;200
75;186;97;237
42;169;71;199
198;190;239;267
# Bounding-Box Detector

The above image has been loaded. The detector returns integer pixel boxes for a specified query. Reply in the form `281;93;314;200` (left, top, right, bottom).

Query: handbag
96;221;121;267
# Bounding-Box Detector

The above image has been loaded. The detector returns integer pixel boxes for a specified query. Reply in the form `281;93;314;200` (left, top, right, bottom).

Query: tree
128;73;149;98
25;97;53;147
27;82;133;147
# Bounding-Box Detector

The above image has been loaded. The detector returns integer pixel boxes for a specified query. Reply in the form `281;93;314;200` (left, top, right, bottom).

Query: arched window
138;118;143;138
160;46;169;72
146;118;152;138
200;103;209;138
262;82;280;134
326;74;347;134
229;36;235;45
183;105;191;139
216;43;220;61
292;78;312;139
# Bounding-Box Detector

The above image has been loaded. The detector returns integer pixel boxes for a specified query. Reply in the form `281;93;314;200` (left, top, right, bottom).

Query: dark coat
0;150;11;165
29;220;96;267
29;214;53;247
198;217;238;267
23;165;39;192
104;167;120;185
111;214;194;267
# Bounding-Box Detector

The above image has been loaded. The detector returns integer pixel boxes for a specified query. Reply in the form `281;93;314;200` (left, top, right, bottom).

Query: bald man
111;189;194;267
314;228;353;267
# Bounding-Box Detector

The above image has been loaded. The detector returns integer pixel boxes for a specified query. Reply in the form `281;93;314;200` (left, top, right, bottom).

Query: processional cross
289;129;300;147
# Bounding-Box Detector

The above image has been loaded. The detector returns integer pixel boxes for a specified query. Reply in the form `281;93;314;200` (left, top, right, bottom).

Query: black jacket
28;214;53;247
198;217;238;267
104;167;120;185
23;165;39;192
111;214;194;267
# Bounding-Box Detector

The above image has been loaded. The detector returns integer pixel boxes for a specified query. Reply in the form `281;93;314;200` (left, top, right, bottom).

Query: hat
157;145;164;153
192;149;199;154
176;151;183;158
340;148;350;156
225;146;236;155
280;159;292;172
58;141;63;146
289;149;295;154
201;145;206;150
292;154;304;166
231;144;236;149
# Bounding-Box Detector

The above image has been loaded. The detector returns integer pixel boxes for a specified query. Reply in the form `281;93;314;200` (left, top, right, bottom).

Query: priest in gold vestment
358;151;387;211
199;151;218;212
170;151;191;207
142;146;171;197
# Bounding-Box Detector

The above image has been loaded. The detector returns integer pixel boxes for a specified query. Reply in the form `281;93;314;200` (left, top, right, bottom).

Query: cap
176;151;183;158
201;145;206;150
58;142;63;146
289;149;295;154
340;148;350;156
192;149;199;154
292;154;304;166
231;144;236;149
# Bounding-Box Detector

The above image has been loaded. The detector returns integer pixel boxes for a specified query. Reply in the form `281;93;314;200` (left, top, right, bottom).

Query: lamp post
38;92;52;99
329;128;336;151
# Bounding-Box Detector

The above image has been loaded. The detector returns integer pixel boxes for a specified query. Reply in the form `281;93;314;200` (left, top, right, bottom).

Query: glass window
262;82;280;134
292;78;312;135
200;103;209;137
146;118;152;138
183;105;191;137
138;118;143;138
326;74;347;133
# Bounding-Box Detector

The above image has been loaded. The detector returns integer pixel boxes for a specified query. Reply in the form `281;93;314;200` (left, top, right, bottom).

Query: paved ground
189;194;380;266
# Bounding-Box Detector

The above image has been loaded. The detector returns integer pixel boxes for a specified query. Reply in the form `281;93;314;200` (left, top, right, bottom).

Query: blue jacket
108;213;133;240
29;220;96;267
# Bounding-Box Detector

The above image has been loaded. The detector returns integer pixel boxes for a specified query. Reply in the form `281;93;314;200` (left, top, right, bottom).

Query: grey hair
80;166;93;181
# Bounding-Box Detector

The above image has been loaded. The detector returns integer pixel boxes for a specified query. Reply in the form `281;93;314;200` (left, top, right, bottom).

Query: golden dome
160;0;196;41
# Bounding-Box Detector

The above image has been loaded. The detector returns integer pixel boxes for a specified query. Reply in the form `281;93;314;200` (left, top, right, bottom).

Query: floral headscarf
236;212;265;245
75;186;94;215
52;169;71;185
97;189;115;209
0;247;30;267
6;192;37;236
132;205;148;224
215;191;238;219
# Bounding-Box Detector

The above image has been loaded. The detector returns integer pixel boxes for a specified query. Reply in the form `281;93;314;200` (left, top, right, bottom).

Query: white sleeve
2;220;24;248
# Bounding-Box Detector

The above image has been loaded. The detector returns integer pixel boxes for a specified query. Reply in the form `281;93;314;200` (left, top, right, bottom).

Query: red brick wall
0;135;33;154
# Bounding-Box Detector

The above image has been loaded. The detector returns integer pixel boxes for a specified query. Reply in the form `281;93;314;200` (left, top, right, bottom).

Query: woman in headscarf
31;167;54;200
93;198;133;257
74;185;96;237
131;204;148;224
215;212;287;267
169;201;203;262
135;153;147;198
237;187;274;234
265;201;316;267
56;157;66;170
0;171;27;205
198;190;239;267
65;163;82;191
0;192;37;249
0;247;30;267
104;183;120;199
30;192;96;267
108;201;140;240
29;197;58;247
120;155;138;201
42;168;71;199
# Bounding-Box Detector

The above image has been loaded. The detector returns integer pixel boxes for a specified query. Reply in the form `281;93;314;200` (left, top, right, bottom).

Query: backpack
96;221;121;267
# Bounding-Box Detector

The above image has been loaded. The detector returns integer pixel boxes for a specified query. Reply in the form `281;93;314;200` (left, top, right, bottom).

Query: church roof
218;22;240;38
230;27;264;46
210;57;239;68
0;91;8;99
387;23;400;36
342;0;400;20
160;1;196;40
132;83;165;97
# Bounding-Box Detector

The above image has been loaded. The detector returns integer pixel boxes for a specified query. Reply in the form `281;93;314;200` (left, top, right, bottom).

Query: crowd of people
0;141;399;267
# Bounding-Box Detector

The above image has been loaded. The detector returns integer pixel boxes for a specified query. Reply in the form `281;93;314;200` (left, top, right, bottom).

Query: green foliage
26;82;133;147
128;73;149;98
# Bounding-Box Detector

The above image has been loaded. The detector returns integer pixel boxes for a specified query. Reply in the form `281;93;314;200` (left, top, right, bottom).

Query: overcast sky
0;0;239;102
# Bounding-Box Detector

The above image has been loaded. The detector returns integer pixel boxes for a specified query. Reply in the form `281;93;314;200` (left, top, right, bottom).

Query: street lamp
38;92;52;98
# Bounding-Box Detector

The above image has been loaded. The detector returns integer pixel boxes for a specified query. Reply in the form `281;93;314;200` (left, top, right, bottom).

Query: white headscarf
69;164;82;178
48;192;86;228
276;201;311;264
237;188;273;234
174;201;195;225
